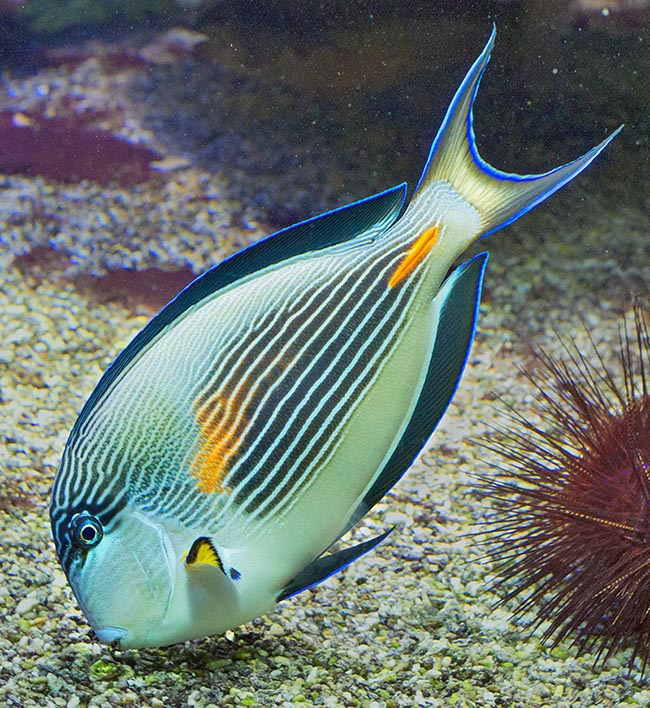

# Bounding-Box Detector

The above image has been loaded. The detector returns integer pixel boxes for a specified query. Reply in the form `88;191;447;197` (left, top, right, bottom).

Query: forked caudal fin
413;25;622;238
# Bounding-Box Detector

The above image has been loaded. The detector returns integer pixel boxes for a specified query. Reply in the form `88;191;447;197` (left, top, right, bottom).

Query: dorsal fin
347;252;488;530
277;528;393;601
71;184;406;436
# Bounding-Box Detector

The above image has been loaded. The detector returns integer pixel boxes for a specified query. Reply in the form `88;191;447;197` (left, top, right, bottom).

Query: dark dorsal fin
71;184;407;436
277;528;393;601
346;251;488;530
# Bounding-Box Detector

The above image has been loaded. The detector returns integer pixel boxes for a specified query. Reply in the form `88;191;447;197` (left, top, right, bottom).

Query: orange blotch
191;393;244;494
388;224;440;288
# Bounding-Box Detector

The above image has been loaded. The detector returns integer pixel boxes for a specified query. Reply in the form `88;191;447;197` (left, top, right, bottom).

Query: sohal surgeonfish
50;28;619;649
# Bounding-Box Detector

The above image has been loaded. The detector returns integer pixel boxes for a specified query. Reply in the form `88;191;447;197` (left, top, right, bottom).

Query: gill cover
70;511;174;646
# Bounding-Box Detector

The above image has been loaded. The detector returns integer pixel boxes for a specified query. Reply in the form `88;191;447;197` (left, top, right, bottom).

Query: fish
50;27;620;649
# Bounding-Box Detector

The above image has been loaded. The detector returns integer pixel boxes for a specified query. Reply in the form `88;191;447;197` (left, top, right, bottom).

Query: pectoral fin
277;528;393;601
184;536;225;574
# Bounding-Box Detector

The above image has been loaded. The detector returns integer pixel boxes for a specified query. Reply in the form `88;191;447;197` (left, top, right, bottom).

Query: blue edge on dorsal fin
278;252;488;601
69;183;407;439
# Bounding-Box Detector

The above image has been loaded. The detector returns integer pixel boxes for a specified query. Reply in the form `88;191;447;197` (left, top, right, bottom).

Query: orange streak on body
191;393;244;494
388;224;440;288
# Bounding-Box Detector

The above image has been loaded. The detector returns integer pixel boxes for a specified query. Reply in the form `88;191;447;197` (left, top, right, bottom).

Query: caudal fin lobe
414;26;621;239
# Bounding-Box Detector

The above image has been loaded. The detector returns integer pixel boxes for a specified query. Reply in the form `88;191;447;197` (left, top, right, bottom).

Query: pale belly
230;287;439;600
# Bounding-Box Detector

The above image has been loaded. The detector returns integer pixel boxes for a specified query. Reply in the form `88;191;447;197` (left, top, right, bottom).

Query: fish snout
94;626;129;646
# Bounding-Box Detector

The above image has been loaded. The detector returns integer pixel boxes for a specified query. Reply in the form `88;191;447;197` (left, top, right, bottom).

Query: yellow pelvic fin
184;536;224;572
191;392;244;494
389;224;440;288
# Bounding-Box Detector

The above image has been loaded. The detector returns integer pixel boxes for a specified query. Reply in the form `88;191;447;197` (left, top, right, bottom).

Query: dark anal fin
346;252;488;531
277;529;393;601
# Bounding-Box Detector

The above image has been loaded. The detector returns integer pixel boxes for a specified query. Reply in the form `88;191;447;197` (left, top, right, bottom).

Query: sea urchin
479;302;650;672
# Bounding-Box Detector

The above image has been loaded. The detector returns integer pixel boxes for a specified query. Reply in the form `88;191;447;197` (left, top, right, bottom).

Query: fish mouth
95;626;128;646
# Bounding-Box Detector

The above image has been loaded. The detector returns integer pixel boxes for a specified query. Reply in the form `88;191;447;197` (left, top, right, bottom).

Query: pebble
383;510;408;526
268;623;285;637
15;598;40;615
150;156;193;172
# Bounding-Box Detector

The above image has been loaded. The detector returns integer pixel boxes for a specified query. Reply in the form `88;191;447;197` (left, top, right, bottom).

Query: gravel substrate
2;20;650;708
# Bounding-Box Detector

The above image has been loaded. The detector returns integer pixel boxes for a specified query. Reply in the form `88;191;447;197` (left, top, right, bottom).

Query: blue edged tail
414;25;622;238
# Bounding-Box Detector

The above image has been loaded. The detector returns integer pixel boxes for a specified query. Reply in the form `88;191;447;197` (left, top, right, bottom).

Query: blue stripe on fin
414;25;621;238
346;252;488;531
71;184;406;436
277;528;393;601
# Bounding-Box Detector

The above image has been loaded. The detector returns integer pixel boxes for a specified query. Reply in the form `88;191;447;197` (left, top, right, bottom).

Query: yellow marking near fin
389;224;440;288
185;536;224;572
191;393;244;494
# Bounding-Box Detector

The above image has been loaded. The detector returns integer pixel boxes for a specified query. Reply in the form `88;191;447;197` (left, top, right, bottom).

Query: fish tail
407;25;621;246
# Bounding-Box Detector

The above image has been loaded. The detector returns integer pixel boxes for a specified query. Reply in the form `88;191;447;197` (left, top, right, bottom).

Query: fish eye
70;513;103;549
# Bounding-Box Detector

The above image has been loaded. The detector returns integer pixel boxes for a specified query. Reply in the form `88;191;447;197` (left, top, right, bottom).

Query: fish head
51;500;180;648
51;496;247;648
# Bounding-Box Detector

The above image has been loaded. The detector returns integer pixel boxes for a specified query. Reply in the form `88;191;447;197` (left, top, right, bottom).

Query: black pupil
81;525;96;542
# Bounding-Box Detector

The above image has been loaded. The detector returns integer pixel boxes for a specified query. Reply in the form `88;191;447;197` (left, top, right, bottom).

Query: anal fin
278;253;487;602
347;252;488;530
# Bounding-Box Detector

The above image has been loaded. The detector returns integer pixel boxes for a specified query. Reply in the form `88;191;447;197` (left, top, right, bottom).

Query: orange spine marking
388;224;440;288
191;393;244;494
